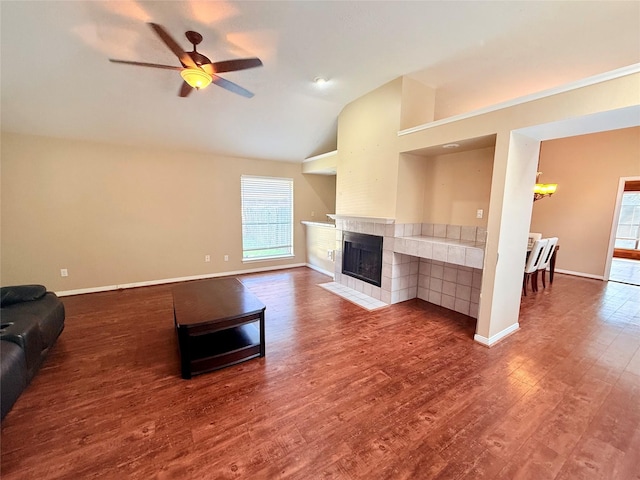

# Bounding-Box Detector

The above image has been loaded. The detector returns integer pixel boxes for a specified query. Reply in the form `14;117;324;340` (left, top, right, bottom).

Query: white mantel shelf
301;221;336;228
327;214;395;224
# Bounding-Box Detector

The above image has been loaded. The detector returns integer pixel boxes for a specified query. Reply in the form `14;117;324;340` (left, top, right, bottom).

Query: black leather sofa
1;285;65;419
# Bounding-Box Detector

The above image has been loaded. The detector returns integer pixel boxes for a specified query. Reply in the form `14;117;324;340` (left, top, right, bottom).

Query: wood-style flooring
1;268;639;479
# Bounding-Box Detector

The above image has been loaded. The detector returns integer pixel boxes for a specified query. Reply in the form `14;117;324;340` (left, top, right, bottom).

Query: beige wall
336;78;402;218
1;132;336;292
336;76;440;219
399;74;640;155
531;126;640;277
400;77;435;130
303;224;336;275
395;153;428;223
422;146;494;226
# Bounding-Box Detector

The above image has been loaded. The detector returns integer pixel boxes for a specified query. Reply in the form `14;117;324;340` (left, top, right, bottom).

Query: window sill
242;255;295;263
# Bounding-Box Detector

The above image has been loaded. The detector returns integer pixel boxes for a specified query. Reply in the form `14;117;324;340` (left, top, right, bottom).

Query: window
615;191;640;251
241;175;294;261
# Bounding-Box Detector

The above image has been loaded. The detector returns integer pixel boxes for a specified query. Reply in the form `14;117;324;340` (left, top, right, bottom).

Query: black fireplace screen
342;232;383;287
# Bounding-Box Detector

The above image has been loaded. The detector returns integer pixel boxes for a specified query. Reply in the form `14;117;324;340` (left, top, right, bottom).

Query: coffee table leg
177;326;192;379
259;311;265;357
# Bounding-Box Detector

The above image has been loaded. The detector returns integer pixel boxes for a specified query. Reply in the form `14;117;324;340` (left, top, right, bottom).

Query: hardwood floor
1;268;639;479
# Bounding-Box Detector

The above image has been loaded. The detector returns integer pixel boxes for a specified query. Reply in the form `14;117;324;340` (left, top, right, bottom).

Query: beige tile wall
417;259;482;318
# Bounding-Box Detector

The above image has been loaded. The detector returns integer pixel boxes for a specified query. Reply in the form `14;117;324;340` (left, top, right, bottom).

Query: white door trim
604;175;640;281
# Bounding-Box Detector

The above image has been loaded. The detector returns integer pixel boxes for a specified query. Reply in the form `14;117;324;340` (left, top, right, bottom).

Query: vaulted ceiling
1;1;639;162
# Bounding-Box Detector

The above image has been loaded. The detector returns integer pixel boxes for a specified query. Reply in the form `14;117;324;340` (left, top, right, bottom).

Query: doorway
608;178;640;286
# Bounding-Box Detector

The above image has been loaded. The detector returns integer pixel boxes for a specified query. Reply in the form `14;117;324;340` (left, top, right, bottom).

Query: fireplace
342;232;383;287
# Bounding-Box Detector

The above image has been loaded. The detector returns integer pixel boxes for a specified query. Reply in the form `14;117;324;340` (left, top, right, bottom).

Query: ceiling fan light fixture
180;67;212;90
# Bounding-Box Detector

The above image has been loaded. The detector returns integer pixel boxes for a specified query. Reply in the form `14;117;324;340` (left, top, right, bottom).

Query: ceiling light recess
313;76;328;86
443;143;460;149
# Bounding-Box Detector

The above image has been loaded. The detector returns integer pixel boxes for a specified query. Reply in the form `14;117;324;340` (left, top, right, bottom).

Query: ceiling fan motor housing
184;31;211;66
185;31;202;46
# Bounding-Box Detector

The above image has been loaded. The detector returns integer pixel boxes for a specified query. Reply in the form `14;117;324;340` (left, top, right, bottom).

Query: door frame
604;175;640;280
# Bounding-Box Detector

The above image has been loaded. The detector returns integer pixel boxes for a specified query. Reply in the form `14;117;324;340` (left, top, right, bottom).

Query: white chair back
525;239;548;274
538;237;559;271
528;232;542;249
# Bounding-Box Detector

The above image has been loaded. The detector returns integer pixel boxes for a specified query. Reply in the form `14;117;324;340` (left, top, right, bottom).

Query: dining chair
523;238;548;296
528;232;542;249
536;237;559;289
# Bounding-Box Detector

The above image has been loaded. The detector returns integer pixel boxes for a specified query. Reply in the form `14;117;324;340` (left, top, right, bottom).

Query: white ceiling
1;1;639;163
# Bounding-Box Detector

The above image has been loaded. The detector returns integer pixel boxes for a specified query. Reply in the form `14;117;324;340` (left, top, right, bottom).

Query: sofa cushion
1;340;28;419
0;285;47;307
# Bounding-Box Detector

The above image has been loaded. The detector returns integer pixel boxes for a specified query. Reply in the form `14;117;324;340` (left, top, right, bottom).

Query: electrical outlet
327;249;333;260
311;211;315;217
60;268;68;277
476;209;484;219
204;255;211;262
224;255;229;262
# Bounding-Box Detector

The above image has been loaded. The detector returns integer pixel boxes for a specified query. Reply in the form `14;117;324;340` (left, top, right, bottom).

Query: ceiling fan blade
148;23;196;68
202;58;263;74
109;59;182;71
211;74;254;98
179;81;193;97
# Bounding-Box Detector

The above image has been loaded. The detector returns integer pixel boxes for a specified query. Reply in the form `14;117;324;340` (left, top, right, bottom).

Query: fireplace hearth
342;232;383;287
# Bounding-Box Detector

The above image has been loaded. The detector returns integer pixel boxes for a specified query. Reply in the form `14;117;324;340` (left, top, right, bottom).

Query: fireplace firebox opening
342;232;383;287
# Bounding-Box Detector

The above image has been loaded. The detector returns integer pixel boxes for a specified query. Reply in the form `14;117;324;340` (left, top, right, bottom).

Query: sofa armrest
1;285;47;307
0;317;45;381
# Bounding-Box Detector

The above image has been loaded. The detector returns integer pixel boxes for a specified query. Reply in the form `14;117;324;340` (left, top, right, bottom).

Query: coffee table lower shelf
180;323;261;378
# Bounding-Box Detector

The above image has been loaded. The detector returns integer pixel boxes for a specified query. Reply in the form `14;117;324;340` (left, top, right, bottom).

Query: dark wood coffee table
172;278;265;379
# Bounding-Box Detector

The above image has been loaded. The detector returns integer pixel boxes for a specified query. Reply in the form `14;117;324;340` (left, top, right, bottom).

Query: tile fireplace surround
330;216;486;319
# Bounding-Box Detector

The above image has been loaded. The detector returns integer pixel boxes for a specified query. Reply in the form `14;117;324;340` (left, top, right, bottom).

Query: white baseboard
305;263;335;278
55;263;307;297
554;269;604;281
474;322;519;347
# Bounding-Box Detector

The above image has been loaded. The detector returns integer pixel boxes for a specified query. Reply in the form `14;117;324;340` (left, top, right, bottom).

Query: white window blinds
241;175;294;260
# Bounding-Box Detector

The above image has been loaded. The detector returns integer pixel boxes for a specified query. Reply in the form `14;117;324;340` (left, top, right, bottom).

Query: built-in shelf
387;235;485;269
328;214;395;224
304;150;338;162
302;150;338;175
301;221;336;228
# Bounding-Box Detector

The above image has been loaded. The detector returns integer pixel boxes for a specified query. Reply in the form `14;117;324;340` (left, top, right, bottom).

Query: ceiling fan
109;23;262;98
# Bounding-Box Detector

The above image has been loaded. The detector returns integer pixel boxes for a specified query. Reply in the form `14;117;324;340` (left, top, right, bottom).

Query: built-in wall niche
399;135;495;228
397;148;492;228
301;151;337;221
421;146;494;227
